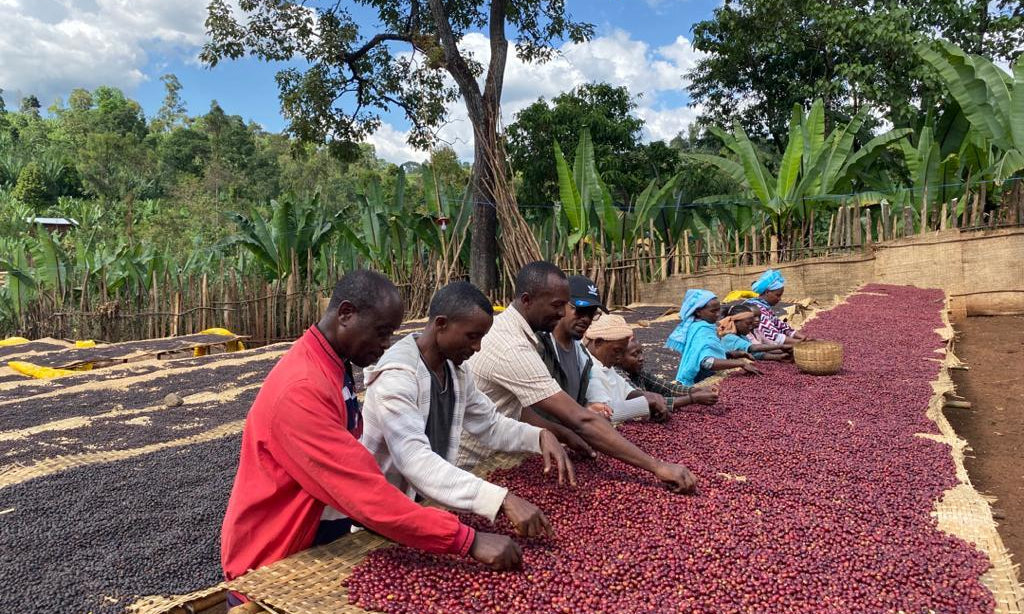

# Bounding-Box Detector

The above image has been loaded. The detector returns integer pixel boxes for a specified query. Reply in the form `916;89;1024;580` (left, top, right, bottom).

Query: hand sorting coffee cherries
346;285;995;614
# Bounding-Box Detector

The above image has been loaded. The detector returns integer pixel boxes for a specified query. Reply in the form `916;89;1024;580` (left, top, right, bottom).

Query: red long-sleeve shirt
221;325;475;581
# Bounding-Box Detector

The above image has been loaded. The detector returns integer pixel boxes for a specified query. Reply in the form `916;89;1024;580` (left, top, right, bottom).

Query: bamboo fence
5;180;1023;342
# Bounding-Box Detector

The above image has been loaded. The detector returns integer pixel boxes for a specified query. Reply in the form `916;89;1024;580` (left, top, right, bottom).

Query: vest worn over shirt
537;332;592;406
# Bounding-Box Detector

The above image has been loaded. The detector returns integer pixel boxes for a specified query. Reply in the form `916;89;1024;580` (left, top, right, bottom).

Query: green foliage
333;162;473;280
689;99;910;239
689;0;1023;145
152;74;188;133
508;83;652;207
11;161;48;209
223;195;341;282
918;39;1024;181
549;128;681;257
157;128;212;176
19;95;41;118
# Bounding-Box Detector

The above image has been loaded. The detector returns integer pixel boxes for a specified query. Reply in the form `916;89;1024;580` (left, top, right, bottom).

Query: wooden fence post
200;273;209;331
920;184;929;235
683;231;691;275
171;292;180;337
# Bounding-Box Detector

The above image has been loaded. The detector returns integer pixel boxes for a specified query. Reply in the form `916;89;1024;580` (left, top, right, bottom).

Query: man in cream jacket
356;281;574;537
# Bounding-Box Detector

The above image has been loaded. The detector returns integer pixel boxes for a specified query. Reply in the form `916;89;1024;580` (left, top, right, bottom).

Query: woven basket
793;340;843;375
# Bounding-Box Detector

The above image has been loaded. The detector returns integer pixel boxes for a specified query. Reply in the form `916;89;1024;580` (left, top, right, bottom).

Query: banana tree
919;40;1024;183
416;162;473;281
224;195;340;282
553;138;590;249
687;99;909;260
0;239;35;319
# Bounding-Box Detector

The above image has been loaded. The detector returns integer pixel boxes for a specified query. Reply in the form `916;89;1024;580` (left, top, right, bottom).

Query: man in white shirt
330;282;575;538
581;314;669;423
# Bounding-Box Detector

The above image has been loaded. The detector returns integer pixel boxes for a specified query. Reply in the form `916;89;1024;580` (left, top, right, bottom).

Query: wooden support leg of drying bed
184;590;228;614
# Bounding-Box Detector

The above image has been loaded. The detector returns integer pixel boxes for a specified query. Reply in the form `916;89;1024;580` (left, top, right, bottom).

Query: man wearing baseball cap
536;275;663;423
535;275;606;410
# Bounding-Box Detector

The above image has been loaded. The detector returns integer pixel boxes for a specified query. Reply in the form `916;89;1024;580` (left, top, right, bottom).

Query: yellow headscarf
717;311;754;338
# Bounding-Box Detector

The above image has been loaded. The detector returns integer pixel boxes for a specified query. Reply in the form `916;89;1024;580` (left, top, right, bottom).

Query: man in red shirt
221;270;520;608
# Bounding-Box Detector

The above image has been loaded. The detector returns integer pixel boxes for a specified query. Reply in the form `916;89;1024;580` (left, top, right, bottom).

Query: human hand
586;402;613;420
469;532;523;570
501;493;553;538
539;430;576;486
741;362;762;376
645;393;669;422
688;388;719;405
652;461;699;494
562;429;597;460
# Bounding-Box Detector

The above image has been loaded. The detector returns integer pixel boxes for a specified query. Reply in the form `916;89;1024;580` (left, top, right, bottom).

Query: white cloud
0;2;707;165
365;122;431;164
637;104;703;142
370;29;706;163
0;0;209;107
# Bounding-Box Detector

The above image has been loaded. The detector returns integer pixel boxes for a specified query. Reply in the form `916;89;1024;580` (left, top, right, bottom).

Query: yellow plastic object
74;340;97;348
194;328;246;357
7;361;78;379
492;305;506;313
723;290;758;303
0;337;31;347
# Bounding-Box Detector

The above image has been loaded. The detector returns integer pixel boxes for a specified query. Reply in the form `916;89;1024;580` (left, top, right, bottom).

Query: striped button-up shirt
457;306;563;468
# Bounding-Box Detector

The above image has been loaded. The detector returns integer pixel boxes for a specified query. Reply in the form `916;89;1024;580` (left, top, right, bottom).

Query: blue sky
1;0;721;162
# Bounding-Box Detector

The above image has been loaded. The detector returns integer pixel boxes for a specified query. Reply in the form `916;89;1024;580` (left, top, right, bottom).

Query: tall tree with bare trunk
202;0;590;292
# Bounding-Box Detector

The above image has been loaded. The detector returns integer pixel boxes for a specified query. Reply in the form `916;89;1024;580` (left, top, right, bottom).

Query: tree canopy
687;0;1023;146
0;81;469;256
506;83;678;207
201;0;593;291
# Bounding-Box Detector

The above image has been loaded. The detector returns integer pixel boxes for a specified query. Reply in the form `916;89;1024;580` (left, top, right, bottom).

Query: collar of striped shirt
503;303;544;349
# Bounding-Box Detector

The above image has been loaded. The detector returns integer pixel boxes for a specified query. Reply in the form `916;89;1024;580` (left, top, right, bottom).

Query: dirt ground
948;316;1024;580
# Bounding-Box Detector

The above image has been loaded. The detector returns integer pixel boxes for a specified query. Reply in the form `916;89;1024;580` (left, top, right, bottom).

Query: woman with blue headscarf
665;289;762;386
744;269;809;345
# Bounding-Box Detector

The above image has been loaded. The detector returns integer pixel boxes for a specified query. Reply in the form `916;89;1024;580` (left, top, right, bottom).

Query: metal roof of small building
27;217;79;226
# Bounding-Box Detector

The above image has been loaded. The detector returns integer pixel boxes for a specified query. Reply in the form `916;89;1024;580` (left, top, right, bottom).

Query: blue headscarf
751;269;785;294
665;289;726;385
665;289;716;353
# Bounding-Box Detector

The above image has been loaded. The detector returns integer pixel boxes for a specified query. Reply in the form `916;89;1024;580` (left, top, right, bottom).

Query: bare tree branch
343;33;412;64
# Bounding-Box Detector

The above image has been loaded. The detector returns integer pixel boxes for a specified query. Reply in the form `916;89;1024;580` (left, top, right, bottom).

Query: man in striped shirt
459;261;698;494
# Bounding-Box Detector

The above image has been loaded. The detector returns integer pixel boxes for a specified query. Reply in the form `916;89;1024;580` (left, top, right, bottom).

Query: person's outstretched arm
532;390;698;494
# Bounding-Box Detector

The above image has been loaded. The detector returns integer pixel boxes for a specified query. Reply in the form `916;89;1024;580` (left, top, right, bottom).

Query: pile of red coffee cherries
347;284;993;613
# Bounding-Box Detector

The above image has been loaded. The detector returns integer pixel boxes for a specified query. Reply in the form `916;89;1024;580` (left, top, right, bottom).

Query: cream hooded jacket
357;333;543;521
